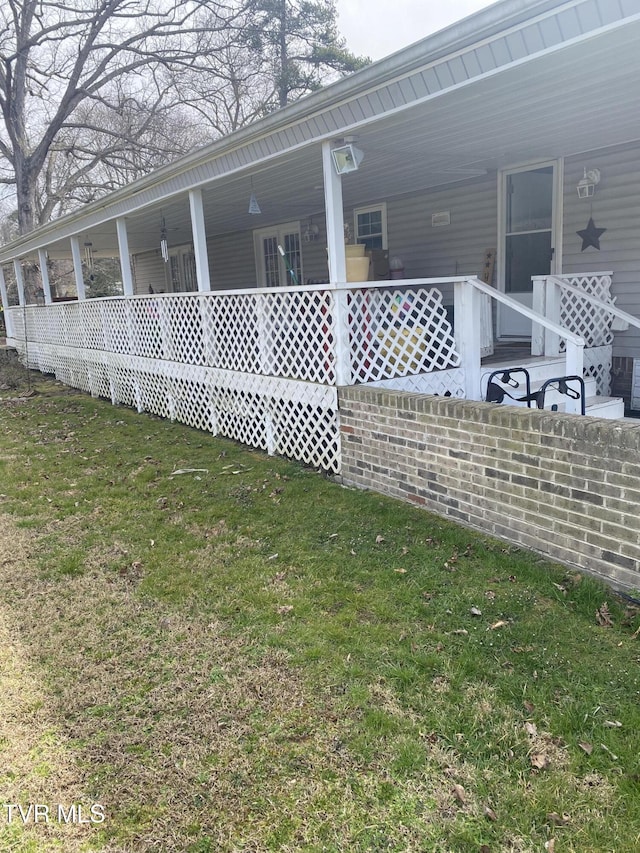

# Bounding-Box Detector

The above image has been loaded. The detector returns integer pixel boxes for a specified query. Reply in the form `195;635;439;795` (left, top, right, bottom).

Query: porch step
480;357;626;419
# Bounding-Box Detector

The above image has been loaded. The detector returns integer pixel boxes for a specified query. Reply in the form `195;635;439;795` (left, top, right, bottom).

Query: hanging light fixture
248;176;261;215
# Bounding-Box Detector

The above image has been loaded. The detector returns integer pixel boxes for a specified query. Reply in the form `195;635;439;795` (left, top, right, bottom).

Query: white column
0;266;12;338
13;260;25;305
116;217;134;297
454;279;483;401
189;189;211;292
38;249;53;304
322;141;346;283
322;141;351;385
70;236;86;300
544;277;562;357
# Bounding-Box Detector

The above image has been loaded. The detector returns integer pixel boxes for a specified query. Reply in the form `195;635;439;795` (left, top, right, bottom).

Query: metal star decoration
577;217;606;251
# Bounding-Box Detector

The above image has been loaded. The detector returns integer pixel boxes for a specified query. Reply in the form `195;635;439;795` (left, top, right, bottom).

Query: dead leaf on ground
547;811;570;826
604;720;622;728
524;721;538;737
530;752;551;770
523;700;535;713
596;602;613;627
470;606;482;617
490;619;509;630
276;605;293;615
545;840;556;853
578;741;593;755
483;805;497;821
480;846;491;853
375;535;385;544
552;582;567;593
452;783;466;804
394;567;407;574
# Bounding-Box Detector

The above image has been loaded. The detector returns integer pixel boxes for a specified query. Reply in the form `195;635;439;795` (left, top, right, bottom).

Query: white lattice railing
6;280;464;472
532;273;640;396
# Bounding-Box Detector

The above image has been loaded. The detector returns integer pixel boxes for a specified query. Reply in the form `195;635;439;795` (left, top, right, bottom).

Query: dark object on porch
485;368;533;407
485;369;586;415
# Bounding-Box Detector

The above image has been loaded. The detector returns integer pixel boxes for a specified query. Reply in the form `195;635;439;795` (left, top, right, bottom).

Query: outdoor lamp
577;167;600;198
331;144;364;175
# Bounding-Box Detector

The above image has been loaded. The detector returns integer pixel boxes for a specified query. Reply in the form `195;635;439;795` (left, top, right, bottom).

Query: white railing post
333;286;352;386
544;276;561;356
454;279;482;400
564;339;584;414
531;275;546;355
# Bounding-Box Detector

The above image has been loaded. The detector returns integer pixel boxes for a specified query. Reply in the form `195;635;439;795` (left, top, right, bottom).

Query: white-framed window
166;245;197;292
353;203;387;251
253;221;303;287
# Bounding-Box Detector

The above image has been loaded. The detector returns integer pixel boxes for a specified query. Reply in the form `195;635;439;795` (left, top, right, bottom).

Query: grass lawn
0;364;638;852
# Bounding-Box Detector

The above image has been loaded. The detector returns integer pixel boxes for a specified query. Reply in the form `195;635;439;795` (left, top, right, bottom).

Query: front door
498;162;560;338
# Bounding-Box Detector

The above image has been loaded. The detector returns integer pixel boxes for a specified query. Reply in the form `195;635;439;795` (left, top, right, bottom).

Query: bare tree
169;0;369;137
0;0;235;233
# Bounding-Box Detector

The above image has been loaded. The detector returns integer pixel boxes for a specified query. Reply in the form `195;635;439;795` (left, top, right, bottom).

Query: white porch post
70;236;86;300
116;217;134;297
189;189;211;292
38;249;53;305
322;141;346;283
13;260;26;306
0;266;12;338
322;141;350;385
454;279;482;401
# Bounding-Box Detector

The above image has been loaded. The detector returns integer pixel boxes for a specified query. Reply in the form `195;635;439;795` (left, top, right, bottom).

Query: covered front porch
2;0;640;470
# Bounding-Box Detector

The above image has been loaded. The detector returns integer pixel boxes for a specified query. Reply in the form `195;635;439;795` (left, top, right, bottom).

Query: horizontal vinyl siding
384;175;498;303
132;250;167;295
563;142;640;358
208;232;257;291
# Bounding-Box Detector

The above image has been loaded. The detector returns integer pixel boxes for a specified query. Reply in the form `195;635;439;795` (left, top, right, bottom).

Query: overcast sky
336;0;497;61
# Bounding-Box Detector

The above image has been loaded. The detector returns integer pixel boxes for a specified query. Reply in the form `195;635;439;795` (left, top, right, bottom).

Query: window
354;204;387;251
253;222;303;287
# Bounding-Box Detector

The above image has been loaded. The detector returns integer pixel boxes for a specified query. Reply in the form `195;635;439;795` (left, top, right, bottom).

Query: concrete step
480;358;626;419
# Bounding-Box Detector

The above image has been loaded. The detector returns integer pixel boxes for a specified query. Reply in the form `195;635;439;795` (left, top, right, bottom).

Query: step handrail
546;275;640;332
463;275;585;347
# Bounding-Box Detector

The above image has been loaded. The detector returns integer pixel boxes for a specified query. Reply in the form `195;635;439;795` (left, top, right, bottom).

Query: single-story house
2;0;640;478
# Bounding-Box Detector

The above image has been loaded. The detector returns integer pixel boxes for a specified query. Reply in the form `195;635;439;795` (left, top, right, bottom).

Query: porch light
331;143;364;175
577;167;600;198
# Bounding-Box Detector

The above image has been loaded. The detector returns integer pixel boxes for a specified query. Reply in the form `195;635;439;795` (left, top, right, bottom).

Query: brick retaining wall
339;387;640;590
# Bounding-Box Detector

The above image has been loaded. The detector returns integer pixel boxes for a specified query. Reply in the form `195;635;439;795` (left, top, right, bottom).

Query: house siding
132;250;167;295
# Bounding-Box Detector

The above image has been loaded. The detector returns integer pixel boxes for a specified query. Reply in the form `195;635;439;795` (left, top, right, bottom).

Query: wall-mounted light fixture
577;167;600;198
331;143;364;175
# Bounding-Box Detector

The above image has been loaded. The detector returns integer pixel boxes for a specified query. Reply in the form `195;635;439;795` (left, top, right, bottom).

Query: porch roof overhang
2;0;640;265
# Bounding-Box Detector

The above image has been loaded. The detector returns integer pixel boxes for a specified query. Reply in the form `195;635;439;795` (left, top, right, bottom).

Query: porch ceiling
36;16;640;261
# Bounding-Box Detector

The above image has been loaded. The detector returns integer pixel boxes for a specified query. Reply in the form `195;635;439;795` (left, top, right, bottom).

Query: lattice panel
259;289;336;383
15;337;341;473
367;368;466;398
584;345;612;396
559;274;614;349
347;287;461;383
200;293;260;373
